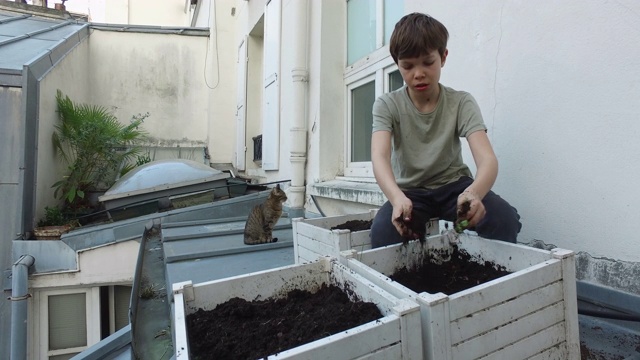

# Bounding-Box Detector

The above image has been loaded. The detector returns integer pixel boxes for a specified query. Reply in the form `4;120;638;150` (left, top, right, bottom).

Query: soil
186;283;382;359
332;218;511;294
330;219;372;232
390;245;512;295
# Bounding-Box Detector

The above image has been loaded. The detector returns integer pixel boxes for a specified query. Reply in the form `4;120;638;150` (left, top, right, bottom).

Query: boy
370;13;521;247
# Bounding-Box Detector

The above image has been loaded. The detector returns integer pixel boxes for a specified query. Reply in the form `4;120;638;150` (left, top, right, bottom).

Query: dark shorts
370;176;522;248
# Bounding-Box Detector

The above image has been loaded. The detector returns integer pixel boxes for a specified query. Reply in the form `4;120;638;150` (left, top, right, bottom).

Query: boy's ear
441;49;449;67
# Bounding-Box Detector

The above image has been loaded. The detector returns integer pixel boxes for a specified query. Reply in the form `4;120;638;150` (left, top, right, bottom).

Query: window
37;286;131;359
38;288;99;360
345;0;403;177
49;293;87;351
109;285;132;335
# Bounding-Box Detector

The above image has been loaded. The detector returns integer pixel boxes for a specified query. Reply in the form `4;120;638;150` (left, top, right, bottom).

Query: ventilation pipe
10;254;35;360
288;0;309;209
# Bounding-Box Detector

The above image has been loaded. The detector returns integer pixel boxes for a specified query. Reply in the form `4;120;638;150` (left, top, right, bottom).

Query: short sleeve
372;96;394;133
457;94;487;137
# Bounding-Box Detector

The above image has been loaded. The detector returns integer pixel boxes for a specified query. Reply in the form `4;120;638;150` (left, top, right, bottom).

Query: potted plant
33;206;74;240
52;90;148;213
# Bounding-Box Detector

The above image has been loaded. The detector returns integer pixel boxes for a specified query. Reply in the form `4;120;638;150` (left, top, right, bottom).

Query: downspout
10;254;35;360
288;0;309;209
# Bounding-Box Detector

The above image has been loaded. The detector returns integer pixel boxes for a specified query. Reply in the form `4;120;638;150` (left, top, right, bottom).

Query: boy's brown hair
389;13;449;64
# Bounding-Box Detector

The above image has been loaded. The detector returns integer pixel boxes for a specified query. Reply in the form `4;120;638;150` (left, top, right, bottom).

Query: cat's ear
275;184;280;190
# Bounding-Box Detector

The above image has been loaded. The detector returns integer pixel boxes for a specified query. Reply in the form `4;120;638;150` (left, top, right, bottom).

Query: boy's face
397;49;448;100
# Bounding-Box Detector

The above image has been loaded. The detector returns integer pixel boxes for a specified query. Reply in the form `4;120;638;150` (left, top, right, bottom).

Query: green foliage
119;151;152;177
37;206;67;227
52;90;149;207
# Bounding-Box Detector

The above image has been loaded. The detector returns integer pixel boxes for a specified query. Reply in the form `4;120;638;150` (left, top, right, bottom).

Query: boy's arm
459;130;498;227
372;130;414;234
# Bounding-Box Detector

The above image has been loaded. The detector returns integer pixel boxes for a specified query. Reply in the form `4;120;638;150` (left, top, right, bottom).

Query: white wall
205;0;238;164
409;1;640;264
88;30;210;148
28;240;139;289
37;39;92;224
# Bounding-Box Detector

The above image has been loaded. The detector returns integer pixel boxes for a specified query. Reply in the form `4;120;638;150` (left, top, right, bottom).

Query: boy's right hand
391;197;420;239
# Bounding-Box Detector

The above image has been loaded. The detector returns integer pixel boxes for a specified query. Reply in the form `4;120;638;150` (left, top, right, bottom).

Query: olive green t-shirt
372;84;487;190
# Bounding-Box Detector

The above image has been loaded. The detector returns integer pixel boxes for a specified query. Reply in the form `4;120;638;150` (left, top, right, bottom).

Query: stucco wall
102;0;189;26
37;39;92;223
28;240;139;288
88;30;210;148
413;1;640;264
204;0;237;164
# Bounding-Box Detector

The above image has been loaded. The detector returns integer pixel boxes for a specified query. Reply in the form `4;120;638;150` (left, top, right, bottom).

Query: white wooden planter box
172;257;423;360
343;236;581;360
292;210;439;264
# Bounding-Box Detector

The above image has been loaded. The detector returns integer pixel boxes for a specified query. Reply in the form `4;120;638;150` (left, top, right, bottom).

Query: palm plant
52;90;148;207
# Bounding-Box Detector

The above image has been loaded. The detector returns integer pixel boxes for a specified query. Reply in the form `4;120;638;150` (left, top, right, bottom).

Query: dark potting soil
330;219;372;232
331;218;511;295
186;284;382;360
390;245;512;295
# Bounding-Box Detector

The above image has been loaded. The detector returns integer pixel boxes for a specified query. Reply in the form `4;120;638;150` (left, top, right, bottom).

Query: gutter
9;254;35;360
288;0;309;209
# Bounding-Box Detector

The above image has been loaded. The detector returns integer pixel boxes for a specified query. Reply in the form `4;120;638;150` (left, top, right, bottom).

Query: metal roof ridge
0;13;30;24
89;22;209;36
0;19;73;47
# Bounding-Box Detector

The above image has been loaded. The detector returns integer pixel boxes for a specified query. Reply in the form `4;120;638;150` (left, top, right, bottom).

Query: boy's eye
424;61;435;66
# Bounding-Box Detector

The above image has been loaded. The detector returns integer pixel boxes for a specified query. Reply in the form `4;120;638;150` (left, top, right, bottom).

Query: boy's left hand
457;189;486;229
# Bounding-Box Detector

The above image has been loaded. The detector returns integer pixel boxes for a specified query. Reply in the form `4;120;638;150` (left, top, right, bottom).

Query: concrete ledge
309;180;386;206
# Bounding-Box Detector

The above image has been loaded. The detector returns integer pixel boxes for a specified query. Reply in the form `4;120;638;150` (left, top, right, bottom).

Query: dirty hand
456;189;486;231
391;196;419;239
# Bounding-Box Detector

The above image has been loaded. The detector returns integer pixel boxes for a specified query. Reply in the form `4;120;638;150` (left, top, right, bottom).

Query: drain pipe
10;254;35;360
288;0;309;209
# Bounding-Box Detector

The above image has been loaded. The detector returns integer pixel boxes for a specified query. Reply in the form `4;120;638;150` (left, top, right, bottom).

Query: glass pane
114;286;132;331
49;293;87;350
384;0;404;45
351;80;375;162
389;70;404;92
347;0;377;65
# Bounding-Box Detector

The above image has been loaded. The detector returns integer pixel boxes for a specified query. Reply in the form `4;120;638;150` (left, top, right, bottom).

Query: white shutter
262;0;281;170
236;38;248;171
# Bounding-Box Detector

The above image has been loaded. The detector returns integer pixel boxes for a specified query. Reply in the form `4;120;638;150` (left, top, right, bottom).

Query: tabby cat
243;184;288;245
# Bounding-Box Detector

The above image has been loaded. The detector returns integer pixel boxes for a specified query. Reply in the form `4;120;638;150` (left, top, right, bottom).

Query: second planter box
343;236;581;360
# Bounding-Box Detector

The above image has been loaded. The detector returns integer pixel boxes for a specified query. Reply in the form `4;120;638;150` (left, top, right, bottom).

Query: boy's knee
477;197;522;243
370;211;403;248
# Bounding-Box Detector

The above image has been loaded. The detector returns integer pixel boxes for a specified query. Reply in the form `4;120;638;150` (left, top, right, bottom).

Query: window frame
344;0;403;179
36;287;100;359
344;55;399;178
109;285;132;334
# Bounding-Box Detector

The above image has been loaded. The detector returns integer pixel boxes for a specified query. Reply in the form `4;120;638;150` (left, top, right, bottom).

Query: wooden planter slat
448;260;562;318
172;257;422;360
293;210;440;264
452;301;565;359
450;281;564;343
